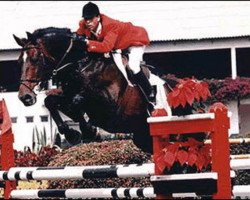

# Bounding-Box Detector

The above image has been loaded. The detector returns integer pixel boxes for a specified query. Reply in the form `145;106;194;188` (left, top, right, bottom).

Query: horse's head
13;32;50;106
13;27;87;106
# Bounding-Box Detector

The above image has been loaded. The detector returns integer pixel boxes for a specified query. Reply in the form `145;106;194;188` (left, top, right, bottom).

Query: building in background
1;1;250;150
1;91;55;151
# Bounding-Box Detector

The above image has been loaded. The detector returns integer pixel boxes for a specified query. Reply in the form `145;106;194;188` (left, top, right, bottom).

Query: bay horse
13;27;195;153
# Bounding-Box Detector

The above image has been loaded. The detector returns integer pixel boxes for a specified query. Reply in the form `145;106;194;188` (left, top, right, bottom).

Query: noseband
19;81;39;96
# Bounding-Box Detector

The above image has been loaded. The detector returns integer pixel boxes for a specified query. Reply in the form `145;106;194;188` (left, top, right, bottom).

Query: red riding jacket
76;14;150;53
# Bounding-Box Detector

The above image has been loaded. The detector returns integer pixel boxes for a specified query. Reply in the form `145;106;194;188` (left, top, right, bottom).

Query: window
11;117;17;123
237;48;250;77
40;115;48;122
0;60;22;92
144;49;231;79
26;116;34;123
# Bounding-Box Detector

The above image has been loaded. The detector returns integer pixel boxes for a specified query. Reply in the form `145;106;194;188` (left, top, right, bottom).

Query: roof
2;1;250;50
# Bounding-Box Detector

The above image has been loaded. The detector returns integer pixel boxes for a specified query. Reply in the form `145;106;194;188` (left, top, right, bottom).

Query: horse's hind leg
133;130;153;154
132;121;153;154
44;95;82;145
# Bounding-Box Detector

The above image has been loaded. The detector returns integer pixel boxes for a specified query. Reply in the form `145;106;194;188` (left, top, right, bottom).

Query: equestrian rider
76;2;155;109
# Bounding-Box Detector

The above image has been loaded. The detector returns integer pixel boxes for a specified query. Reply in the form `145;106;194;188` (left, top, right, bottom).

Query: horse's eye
30;56;39;63
28;48;41;64
30;52;42;64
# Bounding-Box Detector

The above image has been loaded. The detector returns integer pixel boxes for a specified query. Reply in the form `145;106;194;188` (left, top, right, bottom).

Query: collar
91;22;102;37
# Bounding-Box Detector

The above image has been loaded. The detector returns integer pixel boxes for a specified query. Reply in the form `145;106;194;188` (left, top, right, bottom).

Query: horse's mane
32;27;71;39
31;27;74;60
30;27;111;72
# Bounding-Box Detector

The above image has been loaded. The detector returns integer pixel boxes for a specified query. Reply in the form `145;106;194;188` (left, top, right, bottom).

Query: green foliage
32;126;54;153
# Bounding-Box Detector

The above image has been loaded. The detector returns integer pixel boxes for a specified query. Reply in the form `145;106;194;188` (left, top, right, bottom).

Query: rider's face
85;16;100;32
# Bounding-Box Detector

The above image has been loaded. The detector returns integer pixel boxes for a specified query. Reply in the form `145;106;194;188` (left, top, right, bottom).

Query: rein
52;39;74;76
52;63;73;76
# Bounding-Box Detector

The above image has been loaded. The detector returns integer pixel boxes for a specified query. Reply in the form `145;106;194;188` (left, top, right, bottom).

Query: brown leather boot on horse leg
133;70;156;113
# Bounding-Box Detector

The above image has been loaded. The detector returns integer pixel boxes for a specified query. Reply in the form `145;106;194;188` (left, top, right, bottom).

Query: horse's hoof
81;130;100;143
81;133;97;143
64;129;82;146
58;123;69;133
80;124;100;143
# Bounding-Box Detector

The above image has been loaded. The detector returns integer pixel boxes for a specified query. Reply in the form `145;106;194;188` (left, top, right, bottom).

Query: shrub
204;77;250;103
47;140;152;189
14;146;59;167
162;74;250;104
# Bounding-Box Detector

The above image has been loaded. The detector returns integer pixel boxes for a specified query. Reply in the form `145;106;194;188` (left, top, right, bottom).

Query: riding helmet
82;2;100;20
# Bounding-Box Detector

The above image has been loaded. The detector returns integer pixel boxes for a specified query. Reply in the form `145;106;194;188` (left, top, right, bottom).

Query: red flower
168;78;211;108
157;139;212;173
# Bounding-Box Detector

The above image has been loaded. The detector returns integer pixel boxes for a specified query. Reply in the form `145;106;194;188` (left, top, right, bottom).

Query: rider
76;2;155;110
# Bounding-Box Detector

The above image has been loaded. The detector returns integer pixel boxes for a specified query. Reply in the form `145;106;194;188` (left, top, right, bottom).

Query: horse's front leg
72;94;100;142
79;120;101;142
44;94;82;145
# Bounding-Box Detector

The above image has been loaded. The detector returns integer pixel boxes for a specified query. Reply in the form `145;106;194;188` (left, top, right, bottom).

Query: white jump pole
1;158;250;181
233;185;250;197
205;138;250;144
10;185;250;199
10;187;156;199
230;159;250;170
0;163;154;181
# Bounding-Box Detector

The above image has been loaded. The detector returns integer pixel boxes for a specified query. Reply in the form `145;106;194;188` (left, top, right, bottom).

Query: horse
13;27;197;153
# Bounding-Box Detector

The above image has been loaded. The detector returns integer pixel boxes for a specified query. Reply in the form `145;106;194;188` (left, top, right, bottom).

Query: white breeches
112;46;145;86
112;51;132;86
128;46;145;74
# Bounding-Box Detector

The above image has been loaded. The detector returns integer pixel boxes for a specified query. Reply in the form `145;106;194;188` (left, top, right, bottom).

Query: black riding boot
134;70;156;112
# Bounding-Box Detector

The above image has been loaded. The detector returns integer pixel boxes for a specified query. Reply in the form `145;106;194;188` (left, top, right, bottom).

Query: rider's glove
72;94;85;106
71;32;87;43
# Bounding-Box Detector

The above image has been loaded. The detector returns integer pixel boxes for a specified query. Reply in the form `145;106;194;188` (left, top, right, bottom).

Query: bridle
19;45;49;95
19;38;74;95
19;81;38;96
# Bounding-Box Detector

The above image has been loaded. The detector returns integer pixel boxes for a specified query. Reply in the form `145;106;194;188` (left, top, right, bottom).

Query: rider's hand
71;32;87;43
72;94;85;106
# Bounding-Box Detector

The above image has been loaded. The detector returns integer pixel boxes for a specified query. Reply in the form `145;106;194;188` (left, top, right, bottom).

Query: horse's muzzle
19;93;37;106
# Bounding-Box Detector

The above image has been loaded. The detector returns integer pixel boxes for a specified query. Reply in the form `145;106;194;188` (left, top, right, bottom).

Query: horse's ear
13;34;28;47
26;31;35;43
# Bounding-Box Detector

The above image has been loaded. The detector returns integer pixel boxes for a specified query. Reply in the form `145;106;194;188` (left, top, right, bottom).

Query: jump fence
0;99;250;199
